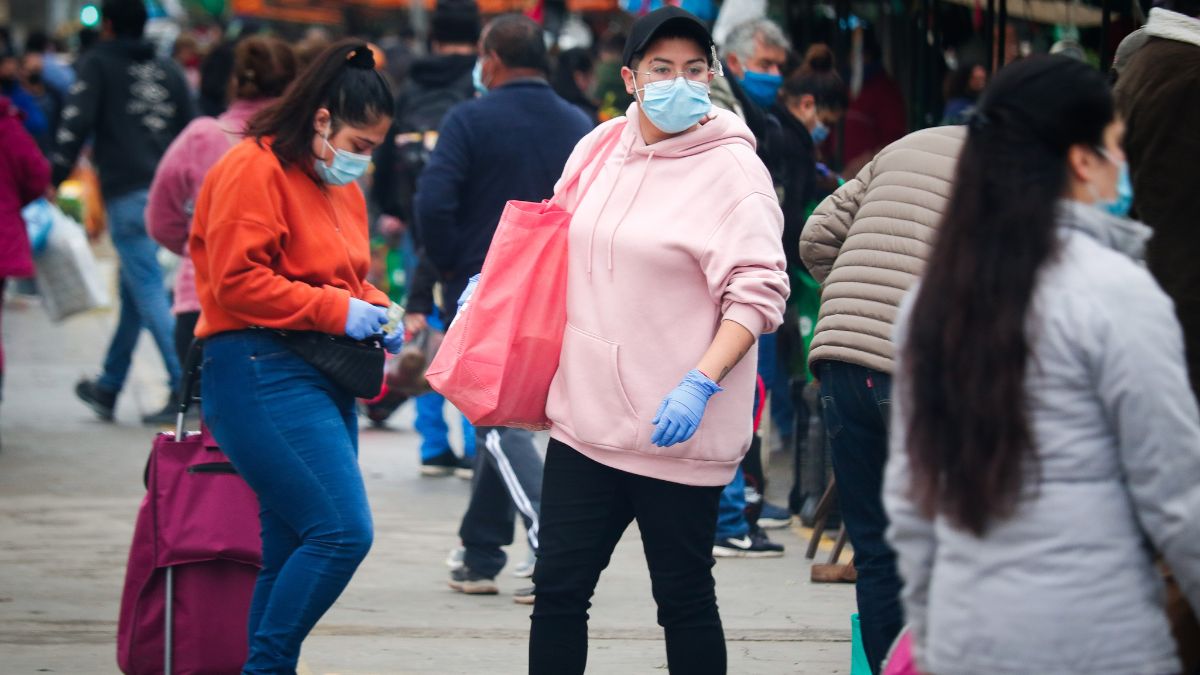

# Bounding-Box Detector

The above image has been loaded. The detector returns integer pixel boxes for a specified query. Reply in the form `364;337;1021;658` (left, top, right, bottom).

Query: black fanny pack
273;330;385;399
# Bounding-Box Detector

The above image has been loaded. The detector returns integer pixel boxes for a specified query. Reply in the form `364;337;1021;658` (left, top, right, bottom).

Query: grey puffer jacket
800;126;965;374
886;200;1200;675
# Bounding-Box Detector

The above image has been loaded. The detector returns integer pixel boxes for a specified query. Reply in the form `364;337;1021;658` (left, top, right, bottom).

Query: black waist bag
274;331;385;399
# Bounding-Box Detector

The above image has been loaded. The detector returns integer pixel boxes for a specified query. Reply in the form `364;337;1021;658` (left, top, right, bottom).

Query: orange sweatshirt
190;138;389;338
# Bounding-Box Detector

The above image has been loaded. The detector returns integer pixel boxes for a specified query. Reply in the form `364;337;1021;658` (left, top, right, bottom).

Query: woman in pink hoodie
529;8;789;674
146;36;297;368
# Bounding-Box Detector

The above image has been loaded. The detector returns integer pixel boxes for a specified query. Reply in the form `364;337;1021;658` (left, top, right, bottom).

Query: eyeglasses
636;64;717;83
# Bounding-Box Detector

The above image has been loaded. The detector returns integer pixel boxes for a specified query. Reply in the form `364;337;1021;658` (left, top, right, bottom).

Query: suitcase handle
175;340;205;439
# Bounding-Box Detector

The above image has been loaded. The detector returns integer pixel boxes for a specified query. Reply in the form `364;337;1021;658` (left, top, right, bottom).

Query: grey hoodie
886;201;1200;674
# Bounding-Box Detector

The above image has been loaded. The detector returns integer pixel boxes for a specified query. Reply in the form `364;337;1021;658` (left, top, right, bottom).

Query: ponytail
781;44;847;111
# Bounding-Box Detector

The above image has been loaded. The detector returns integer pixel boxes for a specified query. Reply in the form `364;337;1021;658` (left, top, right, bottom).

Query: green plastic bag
851;613;872;675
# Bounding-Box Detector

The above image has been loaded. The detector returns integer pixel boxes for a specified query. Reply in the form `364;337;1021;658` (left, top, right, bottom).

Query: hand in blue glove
345;298;388;340
651;369;723;448
382;329;405;354
457;274;481;312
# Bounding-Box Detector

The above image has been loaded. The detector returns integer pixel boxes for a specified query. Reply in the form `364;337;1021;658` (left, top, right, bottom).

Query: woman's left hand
382;329;405;355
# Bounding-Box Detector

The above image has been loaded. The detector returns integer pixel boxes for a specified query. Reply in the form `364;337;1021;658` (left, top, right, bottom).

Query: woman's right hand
404;313;428;335
345;298;388;340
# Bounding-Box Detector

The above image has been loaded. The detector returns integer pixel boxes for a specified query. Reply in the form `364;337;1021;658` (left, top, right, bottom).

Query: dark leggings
174;311;200;397
530;439;726;675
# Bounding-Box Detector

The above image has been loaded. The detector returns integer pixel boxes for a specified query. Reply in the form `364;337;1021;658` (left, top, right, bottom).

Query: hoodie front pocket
559;323;639;450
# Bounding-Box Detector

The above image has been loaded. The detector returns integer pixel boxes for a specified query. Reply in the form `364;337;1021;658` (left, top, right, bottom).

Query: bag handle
175;339;204;439
550;120;628;209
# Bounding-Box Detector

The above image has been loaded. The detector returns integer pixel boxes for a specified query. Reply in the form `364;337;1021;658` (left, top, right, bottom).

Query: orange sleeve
204;218;351;334
362;281;390;308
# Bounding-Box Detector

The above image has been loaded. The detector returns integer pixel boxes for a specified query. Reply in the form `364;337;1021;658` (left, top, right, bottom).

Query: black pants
459;427;543;578
174;311;201;400
530;439;725;675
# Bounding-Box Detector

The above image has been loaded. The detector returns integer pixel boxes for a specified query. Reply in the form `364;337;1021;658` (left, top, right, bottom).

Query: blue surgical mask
1093;151;1134;219
740;70;783;108
314;131;371;186
636;75;711;134
472;59;488;96
810;120;830;145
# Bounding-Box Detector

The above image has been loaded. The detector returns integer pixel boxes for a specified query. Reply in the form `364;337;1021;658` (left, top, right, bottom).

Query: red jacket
0;96;51;278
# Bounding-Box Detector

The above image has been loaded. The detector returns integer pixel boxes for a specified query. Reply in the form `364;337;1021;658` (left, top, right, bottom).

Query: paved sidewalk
0;286;855;674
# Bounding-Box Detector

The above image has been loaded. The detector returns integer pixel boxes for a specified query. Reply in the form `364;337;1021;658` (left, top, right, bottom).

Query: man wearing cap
529;7;788;673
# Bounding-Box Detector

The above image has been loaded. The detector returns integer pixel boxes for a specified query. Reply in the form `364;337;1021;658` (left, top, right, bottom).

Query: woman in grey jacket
887;55;1200;674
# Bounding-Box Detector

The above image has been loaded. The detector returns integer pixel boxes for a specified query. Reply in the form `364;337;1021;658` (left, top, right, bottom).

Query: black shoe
513;585;535;605
713;529;785;558
448;567;498;595
141;391;182;427
75;378;116;422
421;450;459;477
454;455;475;480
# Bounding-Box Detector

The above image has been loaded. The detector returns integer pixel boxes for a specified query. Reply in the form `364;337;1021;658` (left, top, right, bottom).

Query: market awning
938;0;1112;27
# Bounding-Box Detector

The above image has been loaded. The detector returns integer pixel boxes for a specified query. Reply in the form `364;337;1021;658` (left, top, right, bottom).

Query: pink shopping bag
882;627;918;675
427;121;626;429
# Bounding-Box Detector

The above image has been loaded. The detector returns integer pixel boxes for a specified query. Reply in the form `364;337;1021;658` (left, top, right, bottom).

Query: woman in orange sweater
189;42;402;672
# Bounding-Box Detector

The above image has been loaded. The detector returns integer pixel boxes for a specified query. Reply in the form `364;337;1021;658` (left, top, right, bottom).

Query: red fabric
0;96;50;278
842;72;907;169
117;427;260;674
752;374;766;433
427;123;626;429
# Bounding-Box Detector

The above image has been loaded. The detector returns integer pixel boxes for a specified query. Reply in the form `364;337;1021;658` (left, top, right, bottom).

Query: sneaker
421;450;458;477
513;586;535;605
512;551;535;578
758;501;793;530
713;529;785;558
446;546;465;571
141;391;182;427
75;378;117;422
454;455;475;481
448;567;498;595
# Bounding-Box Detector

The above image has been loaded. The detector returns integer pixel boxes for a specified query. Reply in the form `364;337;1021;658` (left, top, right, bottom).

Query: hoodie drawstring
606;150;654;272
586;139;633;278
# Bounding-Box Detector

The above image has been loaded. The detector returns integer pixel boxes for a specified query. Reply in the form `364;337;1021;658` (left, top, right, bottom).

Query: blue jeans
98;190;181;393
202;331;373;673
715;467;748;539
756;330;794;436
413;309;475;461
818;360;903;674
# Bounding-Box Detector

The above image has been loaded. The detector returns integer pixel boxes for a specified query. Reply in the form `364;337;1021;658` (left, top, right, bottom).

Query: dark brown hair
231;36;297;102
904;56;1114;535
781;44;847;111
245;40;393;178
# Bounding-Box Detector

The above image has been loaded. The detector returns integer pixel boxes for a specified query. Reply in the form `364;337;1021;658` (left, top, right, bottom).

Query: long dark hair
904;56;1114;535
245;40;393;178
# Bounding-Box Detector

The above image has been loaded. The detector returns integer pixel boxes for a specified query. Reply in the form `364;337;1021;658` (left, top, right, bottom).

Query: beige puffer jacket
801;126;966;374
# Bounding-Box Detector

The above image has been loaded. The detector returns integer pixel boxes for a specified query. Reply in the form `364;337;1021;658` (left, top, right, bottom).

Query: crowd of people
3;0;1200;672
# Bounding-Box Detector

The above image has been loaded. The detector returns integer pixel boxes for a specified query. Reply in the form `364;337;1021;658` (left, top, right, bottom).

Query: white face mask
315;129;371;186
635;74;711;134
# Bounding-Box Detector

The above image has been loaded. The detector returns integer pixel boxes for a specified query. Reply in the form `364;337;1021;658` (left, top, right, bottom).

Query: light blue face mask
637;75;711;134
810;120;830;145
314;131;371;186
472;59;488;96
1093;150;1134;219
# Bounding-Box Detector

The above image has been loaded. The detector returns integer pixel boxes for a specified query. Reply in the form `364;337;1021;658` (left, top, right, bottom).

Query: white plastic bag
34;206;110;321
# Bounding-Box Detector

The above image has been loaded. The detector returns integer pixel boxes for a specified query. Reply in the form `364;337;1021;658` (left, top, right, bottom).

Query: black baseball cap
622;7;715;68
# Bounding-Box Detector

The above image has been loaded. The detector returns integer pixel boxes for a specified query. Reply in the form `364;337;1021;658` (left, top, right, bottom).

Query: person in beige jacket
798;124;964;673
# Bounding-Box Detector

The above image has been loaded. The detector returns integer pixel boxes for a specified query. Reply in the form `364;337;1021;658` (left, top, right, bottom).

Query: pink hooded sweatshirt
146;100;272;314
547;103;789;487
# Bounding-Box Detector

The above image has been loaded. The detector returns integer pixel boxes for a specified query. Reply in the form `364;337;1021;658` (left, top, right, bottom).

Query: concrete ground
0;263;855;674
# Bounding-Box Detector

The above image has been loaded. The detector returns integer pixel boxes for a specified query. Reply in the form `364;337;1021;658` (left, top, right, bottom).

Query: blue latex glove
651;369;723;447
382;329;405;354
457;274;481;312
345;298;388;340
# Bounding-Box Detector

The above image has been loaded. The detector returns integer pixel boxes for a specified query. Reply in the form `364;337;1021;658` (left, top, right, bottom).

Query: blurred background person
147;35;297;372
888;54;1200;675
0;93;51;436
53;0;194;426
774;43;846;521
941;62;986;125
197;40;237;117
172;33;202;94
594;30;633;122
841;28;906;178
17;48;62;155
0;48;47;140
374;0;481;476
552;47;599;125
